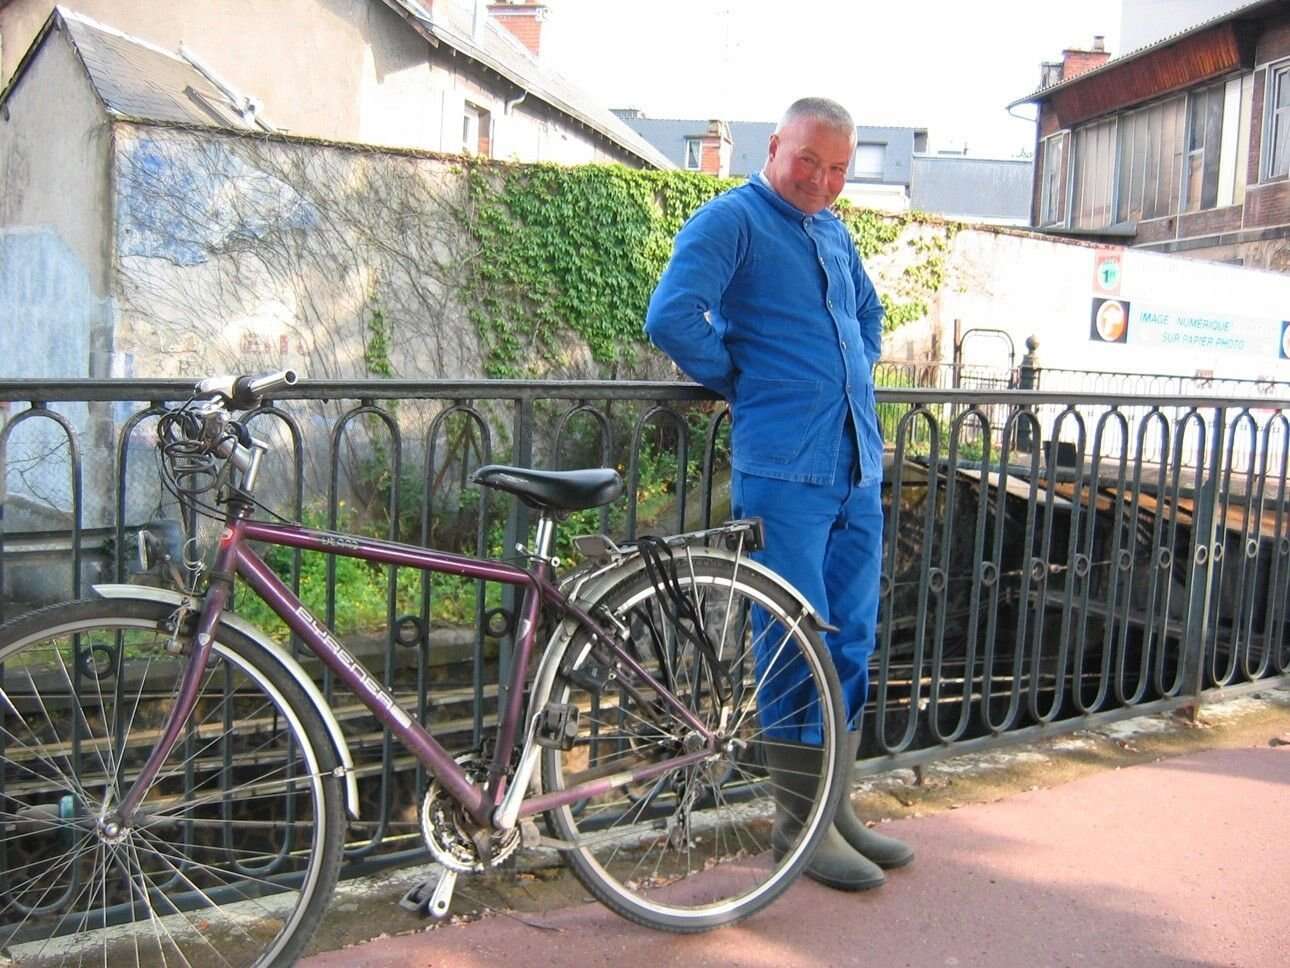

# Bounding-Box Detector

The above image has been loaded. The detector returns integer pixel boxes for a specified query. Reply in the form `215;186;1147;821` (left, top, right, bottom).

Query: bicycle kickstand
399;867;458;920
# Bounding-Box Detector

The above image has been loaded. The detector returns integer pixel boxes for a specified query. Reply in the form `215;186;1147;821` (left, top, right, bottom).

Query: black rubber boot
832;730;914;870
764;739;886;892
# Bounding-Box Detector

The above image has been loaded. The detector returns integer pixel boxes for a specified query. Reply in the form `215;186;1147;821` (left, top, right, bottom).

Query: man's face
764;117;856;215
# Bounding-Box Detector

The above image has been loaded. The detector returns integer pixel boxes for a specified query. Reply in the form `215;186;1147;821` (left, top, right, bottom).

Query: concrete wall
0;24;113;332
0;1;639;165
107;123;492;511
110;124;484;381
1;24;115;534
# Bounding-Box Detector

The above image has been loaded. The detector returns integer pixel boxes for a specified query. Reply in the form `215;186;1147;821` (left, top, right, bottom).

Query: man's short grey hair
777;97;856;137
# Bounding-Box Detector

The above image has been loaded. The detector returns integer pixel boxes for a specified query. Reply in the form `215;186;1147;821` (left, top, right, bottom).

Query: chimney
1060;37;1111;80
698;120;733;178
488;2;547;57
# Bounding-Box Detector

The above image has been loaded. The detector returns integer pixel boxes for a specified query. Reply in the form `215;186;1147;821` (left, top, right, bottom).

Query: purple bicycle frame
117;516;717;830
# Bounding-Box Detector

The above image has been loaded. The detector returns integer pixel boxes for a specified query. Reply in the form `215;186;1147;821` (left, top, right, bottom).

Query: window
1116;96;1185;223
684;138;702;170
1184;84;1224;211
1056;74;1254;230
460;103;493;157
1071;119;1116;228
1222;74;1253;207
462;104;480;155
1039;131;1069;226
1268;63;1290;180
854;142;886;179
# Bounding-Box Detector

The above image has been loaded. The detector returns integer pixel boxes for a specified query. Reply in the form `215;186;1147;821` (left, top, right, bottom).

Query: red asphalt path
303;745;1290;968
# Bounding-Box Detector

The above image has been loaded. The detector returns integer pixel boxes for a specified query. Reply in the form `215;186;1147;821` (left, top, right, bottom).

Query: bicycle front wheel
540;551;847;932
0;598;345;967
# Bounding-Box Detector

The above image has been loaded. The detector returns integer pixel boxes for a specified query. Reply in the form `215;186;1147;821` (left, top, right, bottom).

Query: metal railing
3;377;1289;873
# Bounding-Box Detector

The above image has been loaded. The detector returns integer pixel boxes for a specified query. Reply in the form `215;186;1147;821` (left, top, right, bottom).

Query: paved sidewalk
303;742;1290;967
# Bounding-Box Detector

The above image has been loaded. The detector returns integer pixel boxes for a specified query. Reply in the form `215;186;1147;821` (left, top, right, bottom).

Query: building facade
0;0;671;167
613;110;928;212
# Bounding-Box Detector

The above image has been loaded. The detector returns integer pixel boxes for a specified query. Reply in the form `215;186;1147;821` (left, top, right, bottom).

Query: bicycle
0;371;848;966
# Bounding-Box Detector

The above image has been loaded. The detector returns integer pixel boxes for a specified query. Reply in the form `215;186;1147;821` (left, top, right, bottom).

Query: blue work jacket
645;177;885;486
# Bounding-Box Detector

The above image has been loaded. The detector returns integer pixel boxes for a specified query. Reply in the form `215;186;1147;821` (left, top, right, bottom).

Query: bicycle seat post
531;510;557;563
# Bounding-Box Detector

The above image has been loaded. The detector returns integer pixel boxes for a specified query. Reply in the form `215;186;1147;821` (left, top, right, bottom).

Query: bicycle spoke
128;830;253;965
134;825;313;893
0;834;97;932
25;839;106;964
49;641;117;797
543;557;842;928
0;697;99;810
0;604;340;966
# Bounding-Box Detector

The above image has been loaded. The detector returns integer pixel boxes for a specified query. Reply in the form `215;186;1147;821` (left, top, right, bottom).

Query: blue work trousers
731;427;883;744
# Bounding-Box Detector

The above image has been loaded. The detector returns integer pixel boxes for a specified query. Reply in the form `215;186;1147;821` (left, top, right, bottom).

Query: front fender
91;583;360;820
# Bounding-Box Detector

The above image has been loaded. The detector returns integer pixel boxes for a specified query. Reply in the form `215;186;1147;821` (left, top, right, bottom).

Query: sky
540;0;1126;159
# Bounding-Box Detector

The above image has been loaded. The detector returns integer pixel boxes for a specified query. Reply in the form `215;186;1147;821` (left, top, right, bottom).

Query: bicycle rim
540;553;846;932
0;600;342;966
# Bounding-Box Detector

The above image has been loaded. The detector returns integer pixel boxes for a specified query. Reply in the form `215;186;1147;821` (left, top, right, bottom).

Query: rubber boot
764;739;886;892
832;730;914;869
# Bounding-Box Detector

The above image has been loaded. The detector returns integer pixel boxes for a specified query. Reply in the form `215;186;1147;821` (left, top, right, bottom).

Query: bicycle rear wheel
540;552;847;932
0;598;344;967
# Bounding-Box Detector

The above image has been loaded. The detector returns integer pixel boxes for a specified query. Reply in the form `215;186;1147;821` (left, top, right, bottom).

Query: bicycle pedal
398;869;458;919
398;876;436;915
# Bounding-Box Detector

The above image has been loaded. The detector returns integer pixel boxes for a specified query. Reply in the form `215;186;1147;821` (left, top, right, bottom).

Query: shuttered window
1071;119;1116;228
1269;63;1290;180
1116;95;1185;223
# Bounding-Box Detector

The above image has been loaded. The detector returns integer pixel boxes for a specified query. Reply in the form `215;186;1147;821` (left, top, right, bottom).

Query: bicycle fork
111;543;237;826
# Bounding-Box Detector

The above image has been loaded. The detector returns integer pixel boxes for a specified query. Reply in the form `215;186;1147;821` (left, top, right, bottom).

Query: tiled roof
0;7;263;129
379;0;674;169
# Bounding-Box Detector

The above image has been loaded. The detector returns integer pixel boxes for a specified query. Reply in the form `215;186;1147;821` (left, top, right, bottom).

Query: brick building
1010;0;1290;271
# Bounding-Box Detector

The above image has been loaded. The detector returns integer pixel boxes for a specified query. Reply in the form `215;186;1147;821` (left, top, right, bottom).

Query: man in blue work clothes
645;97;912;891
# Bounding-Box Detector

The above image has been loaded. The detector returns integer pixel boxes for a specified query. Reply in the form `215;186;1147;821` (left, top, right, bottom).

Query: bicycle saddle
470;464;624;511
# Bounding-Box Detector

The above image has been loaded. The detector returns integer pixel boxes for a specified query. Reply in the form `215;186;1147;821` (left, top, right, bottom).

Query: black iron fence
3;377;1289;871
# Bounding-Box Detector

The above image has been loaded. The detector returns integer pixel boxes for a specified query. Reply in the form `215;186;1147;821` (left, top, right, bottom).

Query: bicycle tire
0;598;345;967
538;551;847;932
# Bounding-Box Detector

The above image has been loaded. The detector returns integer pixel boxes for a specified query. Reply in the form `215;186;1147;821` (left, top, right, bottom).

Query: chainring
419;752;521;872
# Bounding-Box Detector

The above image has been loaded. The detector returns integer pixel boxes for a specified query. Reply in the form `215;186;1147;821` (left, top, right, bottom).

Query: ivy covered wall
461;159;959;379
106;122;958;390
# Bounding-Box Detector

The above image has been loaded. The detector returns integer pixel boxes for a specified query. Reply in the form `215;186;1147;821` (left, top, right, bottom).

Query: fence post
1016;335;1039;451
498;396;534;711
1181;405;1225;716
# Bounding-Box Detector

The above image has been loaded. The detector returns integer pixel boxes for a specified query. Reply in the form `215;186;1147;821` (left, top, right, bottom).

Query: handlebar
195;369;298;410
162;371;301;495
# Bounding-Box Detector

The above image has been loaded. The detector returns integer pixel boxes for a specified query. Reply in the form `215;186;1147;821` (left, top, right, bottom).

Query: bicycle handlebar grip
229;369;299;408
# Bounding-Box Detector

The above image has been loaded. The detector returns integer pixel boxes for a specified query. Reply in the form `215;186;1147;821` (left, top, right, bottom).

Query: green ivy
459;162;957;375
364;293;394;378
462;163;736;377
834;201;909;259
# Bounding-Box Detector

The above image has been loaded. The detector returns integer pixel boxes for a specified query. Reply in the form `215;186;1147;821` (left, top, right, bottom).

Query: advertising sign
1089;298;1285;364
1090;298;1130;343
1092;248;1123;298
1132;307;1278;358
